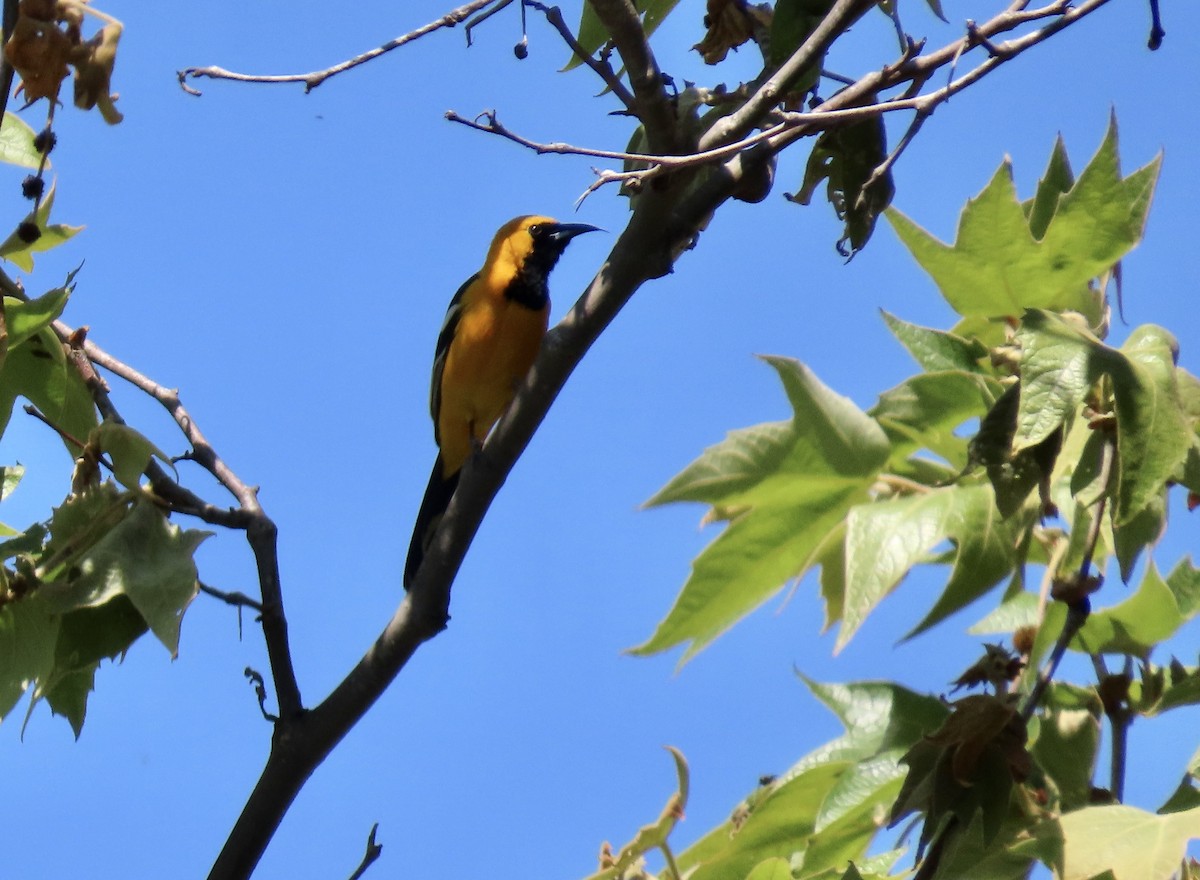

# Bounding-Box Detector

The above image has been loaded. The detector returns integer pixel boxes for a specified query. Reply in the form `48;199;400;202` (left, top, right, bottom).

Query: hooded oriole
403;215;598;589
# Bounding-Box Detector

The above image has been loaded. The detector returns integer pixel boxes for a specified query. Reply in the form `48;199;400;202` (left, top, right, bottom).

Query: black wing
429;272;478;447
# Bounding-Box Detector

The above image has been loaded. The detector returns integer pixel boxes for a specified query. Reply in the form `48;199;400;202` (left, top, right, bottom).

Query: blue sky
1;1;1198;877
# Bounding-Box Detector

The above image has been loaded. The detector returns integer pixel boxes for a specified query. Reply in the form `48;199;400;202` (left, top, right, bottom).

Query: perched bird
403;215;599;590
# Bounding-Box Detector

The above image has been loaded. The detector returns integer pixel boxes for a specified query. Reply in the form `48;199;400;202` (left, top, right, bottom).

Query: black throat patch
504;245;564;310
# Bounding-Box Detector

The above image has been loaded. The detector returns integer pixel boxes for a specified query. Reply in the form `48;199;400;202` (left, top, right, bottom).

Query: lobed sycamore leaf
1074;560;1200;656
0;181;84;272
968;590;1039;636
1012;313;1189;530
636;357;888;662
0;597;59;720
1110;325;1192;525
1023;133;1074;240
1029;683;1102;812
880;310;989;375
841;483;1020;650
0;493;207;735
0;325;98;444
4;287;71;351
1027;803;1200;880
672;679;944;880
673;762;850;880
870;370;999;470
1013;310;1101;452
90;421;176;491
0;112;45;169
885;116;1158;322
796;678;949;768
40;497;206;655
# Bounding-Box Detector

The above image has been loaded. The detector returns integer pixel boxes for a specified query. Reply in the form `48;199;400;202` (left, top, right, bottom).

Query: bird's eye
528;223;543;238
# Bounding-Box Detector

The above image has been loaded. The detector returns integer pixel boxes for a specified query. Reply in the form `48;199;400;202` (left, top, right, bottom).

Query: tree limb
176;0;502;95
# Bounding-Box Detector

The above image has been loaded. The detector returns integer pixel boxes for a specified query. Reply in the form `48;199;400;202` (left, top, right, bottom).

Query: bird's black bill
545;222;601;244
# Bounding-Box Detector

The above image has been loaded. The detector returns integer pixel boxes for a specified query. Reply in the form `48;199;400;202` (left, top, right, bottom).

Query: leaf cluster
625;119;1200;877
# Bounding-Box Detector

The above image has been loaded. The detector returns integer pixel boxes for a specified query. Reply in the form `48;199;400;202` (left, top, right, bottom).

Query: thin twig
464;0;514;45
346;825;383;880
200;581;265;615
177;0;501;95
1147;0;1164;49
454;0;1103;203
857;108;928;210
528;1;635;109
1021;433;1114;722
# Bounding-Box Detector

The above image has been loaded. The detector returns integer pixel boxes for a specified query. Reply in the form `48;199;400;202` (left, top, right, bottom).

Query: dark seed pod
21;175;44;200
33;127;57;155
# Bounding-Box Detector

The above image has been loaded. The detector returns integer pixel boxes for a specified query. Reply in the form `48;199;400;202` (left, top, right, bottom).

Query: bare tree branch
347;824;383;880
177;0;502;95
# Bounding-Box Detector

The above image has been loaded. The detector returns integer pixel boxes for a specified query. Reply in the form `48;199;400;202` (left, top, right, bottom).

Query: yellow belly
437;298;549;474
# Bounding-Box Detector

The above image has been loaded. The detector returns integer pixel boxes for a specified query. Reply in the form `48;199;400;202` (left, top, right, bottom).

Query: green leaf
871;370;999;468
673;762;849;880
90;421;176;491
0;112;44;169
1030;683;1101;812
0;181;84;271
579;747;689;880
566;0;681;71
885;118;1158;321
1030;804;1200;880
0;598;59;719
42;664;95;738
801;677;949;758
1073;561;1191;655
1024;133;1075;240
934;815;1040;880
841;484;1018;649
4;286;71;350
636;358;889;661
0;463;24;502
1006;313;1189;527
1164;558;1200;619
1111;492;1164;583
880;310;989;374
0;325;98;444
1110;325;1192;524
1014;310;1102;451
40;498;206;655
793;110;894;256
968;590;1039;635
799;755;906;875
743;858;792;880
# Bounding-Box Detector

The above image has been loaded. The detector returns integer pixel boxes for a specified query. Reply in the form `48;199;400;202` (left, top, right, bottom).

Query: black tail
404;456;460;590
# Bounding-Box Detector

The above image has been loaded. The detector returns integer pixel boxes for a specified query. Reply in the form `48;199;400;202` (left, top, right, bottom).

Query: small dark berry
21;175;44;200
513;38;528;59
32;127;56;155
16;222;41;244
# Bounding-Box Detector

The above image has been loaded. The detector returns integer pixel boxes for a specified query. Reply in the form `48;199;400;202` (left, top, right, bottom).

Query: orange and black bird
403;215;598;590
